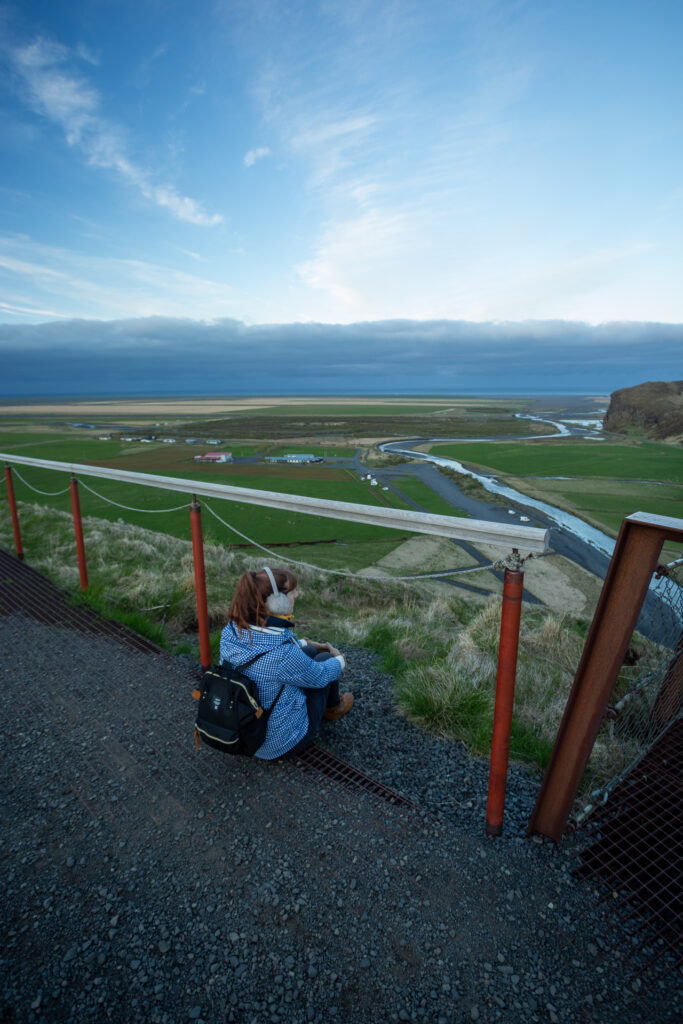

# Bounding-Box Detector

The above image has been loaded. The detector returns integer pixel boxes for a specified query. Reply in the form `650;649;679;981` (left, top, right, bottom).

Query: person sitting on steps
219;566;353;760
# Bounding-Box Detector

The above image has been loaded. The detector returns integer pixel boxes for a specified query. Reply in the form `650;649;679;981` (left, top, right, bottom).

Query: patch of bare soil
357;536;495;599
0;397;474;417
475;542;603;617
360;533;604;616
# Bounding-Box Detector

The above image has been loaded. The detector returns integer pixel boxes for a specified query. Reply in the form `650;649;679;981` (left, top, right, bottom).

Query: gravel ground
1;615;679;1024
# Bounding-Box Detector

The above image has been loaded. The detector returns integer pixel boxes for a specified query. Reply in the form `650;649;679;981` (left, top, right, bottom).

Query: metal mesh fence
577;557;683;822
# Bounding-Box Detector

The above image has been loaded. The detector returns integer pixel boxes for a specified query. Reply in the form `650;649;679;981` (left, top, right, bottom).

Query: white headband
262;565;279;596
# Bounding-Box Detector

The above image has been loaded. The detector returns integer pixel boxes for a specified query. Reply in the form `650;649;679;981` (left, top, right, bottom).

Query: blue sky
1;3;683;395
0;1;681;395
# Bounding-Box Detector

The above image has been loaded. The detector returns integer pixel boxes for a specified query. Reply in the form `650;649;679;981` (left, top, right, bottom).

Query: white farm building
193;452;233;463
264;453;323;464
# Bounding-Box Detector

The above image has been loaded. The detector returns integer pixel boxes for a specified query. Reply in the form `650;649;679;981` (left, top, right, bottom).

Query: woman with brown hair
219;566;353;760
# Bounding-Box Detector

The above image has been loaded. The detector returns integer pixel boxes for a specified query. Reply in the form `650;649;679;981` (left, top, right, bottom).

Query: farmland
0;408;425;567
1;393;679;776
427;440;683;483
2;392;680;579
386;475;469;517
427;438;683;541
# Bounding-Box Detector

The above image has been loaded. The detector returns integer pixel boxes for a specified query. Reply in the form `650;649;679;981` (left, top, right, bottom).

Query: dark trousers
282;647;340;759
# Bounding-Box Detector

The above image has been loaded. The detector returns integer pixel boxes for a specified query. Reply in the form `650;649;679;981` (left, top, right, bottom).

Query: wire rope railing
2;450;548;836
201;498;532;581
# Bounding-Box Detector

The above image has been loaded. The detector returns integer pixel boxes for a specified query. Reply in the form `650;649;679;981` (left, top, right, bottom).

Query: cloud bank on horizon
0;0;682;333
1;317;680;396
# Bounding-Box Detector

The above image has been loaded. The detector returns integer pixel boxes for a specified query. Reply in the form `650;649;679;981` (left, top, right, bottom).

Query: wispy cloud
296;208;414;313
244;146;271;167
0;235;239;321
11;38;222;227
0;300;69;319
75;43;99;66
244;3;539;317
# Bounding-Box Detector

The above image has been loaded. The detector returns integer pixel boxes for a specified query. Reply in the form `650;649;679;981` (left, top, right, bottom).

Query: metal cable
4;467;529;579
77;478;190;514
10;467;71;497
201;499;528;580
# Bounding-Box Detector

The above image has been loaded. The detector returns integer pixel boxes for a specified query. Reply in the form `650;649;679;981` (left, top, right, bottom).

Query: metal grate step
0;547;164;655
0;546;420;815
295;742;420;810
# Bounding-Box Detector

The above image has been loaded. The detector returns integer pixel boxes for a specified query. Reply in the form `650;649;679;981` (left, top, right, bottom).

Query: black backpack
193;649;285;756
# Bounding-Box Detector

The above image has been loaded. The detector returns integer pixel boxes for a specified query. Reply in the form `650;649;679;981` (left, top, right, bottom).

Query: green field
3;453;415;555
4;405;679;564
524;479;683;535
267;445;353;458
0;430;77;446
428;440;683;483
388;476;469;517
428;438;683;539
0;438;131;460
212;444;265;457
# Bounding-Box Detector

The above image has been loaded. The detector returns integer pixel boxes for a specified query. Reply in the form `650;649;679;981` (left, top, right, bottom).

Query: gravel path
1;615;679;1024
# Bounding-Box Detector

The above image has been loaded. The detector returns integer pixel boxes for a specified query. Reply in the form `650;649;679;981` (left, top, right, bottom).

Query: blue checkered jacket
219;620;343;760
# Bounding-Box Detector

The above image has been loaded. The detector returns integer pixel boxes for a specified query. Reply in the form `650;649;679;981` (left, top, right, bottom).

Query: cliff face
604;380;683;441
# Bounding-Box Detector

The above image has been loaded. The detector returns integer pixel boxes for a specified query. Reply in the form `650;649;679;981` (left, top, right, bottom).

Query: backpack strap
238;637;295;713
237;648;271;671
264;683;286;715
237;636;296;673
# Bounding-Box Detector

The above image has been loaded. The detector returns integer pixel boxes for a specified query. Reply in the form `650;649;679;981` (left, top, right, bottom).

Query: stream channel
379;415;680;643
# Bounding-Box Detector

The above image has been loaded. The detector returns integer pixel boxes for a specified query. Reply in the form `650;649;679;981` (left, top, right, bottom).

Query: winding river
379;415;679;634
380;414;617;558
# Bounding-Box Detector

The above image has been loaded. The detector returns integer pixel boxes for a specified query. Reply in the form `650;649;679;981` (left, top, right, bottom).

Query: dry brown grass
1;499;669;791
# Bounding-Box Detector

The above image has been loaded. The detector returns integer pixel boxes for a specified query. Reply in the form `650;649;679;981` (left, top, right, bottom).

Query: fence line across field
3;464;522;582
0;453;550;553
200;499;533;581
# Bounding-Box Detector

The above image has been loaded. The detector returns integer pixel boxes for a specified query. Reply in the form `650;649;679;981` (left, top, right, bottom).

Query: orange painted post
69;475;89;591
190;496;211;670
486;560;524;836
4;465;24;560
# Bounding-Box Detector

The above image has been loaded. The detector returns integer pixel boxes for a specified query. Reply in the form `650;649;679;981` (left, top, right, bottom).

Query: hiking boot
323;692;354;721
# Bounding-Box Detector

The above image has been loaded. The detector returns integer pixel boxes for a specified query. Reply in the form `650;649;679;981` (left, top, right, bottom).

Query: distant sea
1;389;608;401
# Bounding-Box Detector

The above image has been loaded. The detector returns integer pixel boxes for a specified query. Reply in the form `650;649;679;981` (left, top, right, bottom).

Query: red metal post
486;563;524;836
528;513;683;841
69;475;89;591
4;465;24;560
190;496;212;670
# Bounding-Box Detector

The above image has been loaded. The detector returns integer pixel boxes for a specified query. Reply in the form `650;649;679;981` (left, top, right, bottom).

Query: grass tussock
382;599;582;770
0;499;668;791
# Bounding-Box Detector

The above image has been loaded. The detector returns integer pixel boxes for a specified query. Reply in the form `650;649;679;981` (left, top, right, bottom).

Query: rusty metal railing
528;512;683;842
2;453;549;837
